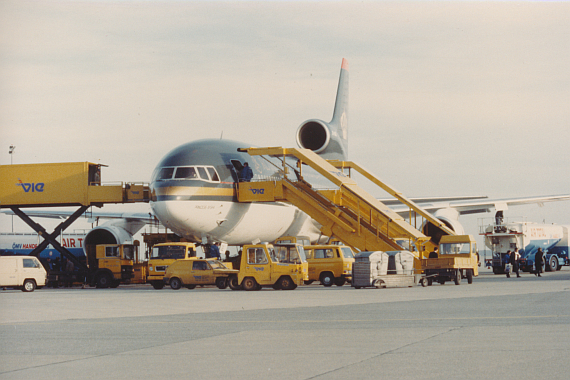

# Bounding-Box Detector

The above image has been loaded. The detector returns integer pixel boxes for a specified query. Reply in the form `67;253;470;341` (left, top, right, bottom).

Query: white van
0;256;47;292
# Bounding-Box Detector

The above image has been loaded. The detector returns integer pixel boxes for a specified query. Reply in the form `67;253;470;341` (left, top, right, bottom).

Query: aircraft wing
388;194;570;217
1;209;158;223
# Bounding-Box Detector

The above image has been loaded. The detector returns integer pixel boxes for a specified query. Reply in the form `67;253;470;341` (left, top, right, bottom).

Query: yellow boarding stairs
236;147;456;260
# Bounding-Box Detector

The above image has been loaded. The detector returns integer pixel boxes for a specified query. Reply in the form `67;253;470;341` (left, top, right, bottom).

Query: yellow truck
421;235;479;286
89;244;139;288
163;258;238;290
228;240;309;291
303;244;355;286
147;242;197;289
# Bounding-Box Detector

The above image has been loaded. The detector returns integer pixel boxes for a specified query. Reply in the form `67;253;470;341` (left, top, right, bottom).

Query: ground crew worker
512;248;521;278
534;248;544;277
240;162;253;182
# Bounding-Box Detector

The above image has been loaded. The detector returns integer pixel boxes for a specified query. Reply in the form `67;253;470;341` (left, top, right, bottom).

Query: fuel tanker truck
481;220;569;274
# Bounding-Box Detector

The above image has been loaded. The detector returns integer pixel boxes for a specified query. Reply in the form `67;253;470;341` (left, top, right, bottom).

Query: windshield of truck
440;243;471;255
274;244;307;264
151;245;187;260
122;245;135;260
247;248;268;264
209;260;228;269
340;247;354;259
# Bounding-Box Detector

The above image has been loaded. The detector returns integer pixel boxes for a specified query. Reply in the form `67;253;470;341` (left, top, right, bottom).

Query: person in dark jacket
534;248;544;277
504;251;511;278
240;162;253;182
511;248;521;278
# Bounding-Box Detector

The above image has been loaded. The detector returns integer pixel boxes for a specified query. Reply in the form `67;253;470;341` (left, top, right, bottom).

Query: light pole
9;145;15;165
9;145;16;232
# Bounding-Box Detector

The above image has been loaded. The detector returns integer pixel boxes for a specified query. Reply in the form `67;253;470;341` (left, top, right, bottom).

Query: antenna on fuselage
220;131;223;140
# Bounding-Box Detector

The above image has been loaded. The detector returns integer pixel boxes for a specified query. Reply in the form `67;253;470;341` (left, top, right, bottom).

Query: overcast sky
1;0;569;247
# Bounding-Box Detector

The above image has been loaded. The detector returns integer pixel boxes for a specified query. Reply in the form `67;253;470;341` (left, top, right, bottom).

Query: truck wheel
215;277;228;289
279;276;296;290
320;272;334;287
110;279;120;288
96;273;112;288
427;278;433;286
151;281;165;290
242;277;258;291
22;279;36;292
304;280;314;285
186;284;196;289
454;269;462;285
466;269;473;284
548;256;558;272
420;278;428;287
169;277;182;290
334;278;346;287
228;275;241;291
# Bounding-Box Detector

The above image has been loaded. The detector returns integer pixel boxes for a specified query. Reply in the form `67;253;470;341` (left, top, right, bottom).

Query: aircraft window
197;167;209;180
207;167;220;182
175;167;198;180
157;167;175;180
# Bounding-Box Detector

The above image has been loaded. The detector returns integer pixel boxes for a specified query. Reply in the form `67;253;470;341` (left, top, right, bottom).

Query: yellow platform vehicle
163;258;238;290
421;235;479;286
147;242;197;289
89;244;139;288
228;239;309;291
303;244;355;286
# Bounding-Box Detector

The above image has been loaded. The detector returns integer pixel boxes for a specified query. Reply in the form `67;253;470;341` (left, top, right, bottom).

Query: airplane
3;59;570;256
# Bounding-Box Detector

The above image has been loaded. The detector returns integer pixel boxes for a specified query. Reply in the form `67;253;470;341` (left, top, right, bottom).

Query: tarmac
1;267;569;380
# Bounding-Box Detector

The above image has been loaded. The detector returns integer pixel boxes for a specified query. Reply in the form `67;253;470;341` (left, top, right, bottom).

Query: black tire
279;276;296;290
242;277;258;291
454;269;461;285
96;272;113;288
320;272;334;287
186;284;196;289
427;277;433;286
548;256;558;272
22;279;36;292
304;280;314;285
110;280;120;288
215;277;228;289
169;277;182;290
272;282;281;290
151;281;165;290
334;277;346;287
420;278;428;287
228;275;241;290
466;269;473;284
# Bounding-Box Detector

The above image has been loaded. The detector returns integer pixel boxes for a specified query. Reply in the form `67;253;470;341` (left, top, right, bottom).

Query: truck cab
230;240;308;291
147;242;197;289
421;235;479;286
90;244;138;288
303;244;355;286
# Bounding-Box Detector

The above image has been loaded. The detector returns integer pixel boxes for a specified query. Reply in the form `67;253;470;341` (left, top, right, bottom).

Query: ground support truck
481;220;569;274
146;242;197;289
421;235;479;286
227;240;308;291
304;244;355;286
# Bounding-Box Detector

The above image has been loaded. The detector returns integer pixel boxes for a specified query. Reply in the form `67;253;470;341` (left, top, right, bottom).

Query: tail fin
296;58;349;160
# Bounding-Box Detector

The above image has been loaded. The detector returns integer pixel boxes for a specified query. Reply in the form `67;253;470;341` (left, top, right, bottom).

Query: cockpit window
197;167;208;180
175;167;198;179
154;166;220;183
207;167;220;182
157;167;175;180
